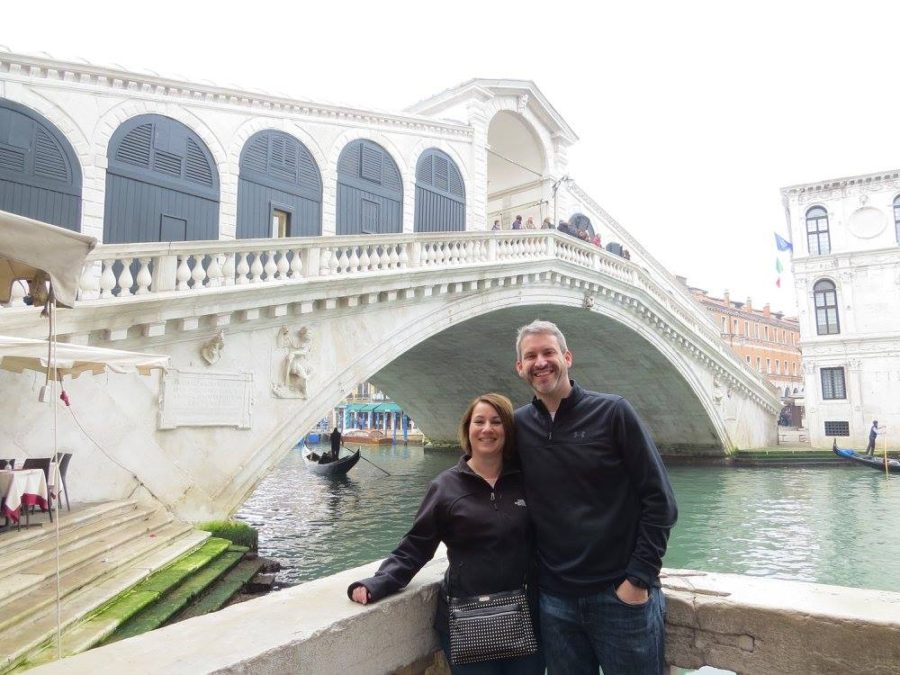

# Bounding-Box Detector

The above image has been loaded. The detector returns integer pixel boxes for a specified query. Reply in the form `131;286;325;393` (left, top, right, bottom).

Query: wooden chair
21;458;53;522
55;453;72;512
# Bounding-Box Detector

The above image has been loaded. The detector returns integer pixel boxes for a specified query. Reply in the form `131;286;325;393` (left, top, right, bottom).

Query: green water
236;445;900;592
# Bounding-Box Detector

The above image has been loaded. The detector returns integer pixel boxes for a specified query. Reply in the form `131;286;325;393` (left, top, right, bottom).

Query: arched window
237;130;322;238
336;139;402;235
806;206;830;255
414;148;465;232
104;115;219;243
893;195;900;243
813;279;840;335
0;98;82;231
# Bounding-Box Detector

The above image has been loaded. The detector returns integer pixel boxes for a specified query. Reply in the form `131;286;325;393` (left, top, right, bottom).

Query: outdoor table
0;469;49;527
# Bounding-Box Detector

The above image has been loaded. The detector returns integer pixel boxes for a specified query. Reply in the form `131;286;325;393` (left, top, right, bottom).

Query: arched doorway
414;148;465;232
237;130;322;238
336;139;402;235
486;111;546;229
0;98;82;231
104;114;219;243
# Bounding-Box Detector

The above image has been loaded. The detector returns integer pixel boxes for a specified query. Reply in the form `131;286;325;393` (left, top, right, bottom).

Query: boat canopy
342;402;403;413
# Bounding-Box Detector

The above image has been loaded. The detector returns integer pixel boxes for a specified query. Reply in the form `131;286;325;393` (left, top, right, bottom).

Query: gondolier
865;420;882;456
330;427;342;461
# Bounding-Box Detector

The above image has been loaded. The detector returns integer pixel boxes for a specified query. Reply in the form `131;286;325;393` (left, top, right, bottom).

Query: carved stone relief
273;326;313;399
200;331;225;365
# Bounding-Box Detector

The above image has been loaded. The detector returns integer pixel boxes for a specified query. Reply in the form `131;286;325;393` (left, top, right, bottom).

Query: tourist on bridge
347;393;544;674
512;215;523;229
513;319;677;675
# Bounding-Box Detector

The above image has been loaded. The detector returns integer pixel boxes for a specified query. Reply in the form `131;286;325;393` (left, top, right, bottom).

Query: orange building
678;278;804;420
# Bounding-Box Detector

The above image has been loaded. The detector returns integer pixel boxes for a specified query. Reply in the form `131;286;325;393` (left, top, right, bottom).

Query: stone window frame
813;279;840;335
805;206;831;256
821;367;846;400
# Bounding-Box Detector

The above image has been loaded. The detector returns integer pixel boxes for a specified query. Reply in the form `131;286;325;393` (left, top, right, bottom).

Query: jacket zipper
490;491;497;510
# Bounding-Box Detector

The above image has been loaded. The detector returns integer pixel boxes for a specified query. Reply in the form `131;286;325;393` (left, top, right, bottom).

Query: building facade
782;170;900;449
681;280;804;421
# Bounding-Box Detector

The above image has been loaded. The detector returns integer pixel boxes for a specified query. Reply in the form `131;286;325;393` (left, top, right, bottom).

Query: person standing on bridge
347;393;544;674
513;319;677;675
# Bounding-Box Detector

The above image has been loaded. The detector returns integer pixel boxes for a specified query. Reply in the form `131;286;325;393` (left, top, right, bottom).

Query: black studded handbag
447;585;539;665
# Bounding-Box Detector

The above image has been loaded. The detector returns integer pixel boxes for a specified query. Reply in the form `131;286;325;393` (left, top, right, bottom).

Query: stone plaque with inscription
159;369;253;430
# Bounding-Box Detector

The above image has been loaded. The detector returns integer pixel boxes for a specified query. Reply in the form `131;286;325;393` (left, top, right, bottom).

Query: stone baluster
206;254;223;288
335;248;349;274
191;254;207;289
369;247;381;271
250;252;264;283
263;250;278;281
236;252;250;284
398;243;410;269
99;259;117;298
319;248;332;276
359;246;371;272
135;257;152;294
487;238;497;262
222;253;236;286
329;248;340;275
116;259;134;297
348;247;360;273
388;244;400;269
276;250;290;280
6;279;27;306
79;260;101;300
175;256;192;292
289;249;303;279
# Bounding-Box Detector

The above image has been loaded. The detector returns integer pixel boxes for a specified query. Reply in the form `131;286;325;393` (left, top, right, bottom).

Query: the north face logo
514;499;527;507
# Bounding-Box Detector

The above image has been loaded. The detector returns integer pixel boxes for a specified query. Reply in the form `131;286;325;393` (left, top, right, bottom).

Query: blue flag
774;233;793;252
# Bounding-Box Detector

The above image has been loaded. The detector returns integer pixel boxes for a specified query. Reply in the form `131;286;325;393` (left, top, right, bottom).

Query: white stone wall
783;172;900;448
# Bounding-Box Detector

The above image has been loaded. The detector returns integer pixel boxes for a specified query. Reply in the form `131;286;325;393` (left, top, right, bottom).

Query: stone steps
171;555;266;623
0;503;210;674
0;508;175;617
101;543;247;645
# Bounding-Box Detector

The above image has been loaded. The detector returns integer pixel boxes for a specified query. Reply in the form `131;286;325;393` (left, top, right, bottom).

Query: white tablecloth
0;469;49;523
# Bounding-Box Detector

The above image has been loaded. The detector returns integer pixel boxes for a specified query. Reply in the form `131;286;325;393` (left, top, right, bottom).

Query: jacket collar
531;379;583;416
456;455;521;478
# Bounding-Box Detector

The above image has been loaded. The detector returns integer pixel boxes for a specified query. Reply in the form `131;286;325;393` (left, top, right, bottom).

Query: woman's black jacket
347;456;533;632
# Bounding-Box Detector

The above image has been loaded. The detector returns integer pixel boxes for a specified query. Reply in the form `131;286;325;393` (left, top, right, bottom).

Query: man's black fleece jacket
515;381;677;594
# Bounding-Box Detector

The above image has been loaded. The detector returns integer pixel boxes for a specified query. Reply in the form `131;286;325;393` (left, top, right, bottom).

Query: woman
347;393;543;674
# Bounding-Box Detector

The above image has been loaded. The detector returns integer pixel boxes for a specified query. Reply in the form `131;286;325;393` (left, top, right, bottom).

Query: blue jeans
438;630;546;675
539;585;666;675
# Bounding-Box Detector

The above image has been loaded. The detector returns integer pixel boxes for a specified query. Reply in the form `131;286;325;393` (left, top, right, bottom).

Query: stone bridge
1;229;779;521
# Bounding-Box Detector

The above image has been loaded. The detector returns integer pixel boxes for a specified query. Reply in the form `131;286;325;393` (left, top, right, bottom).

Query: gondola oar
345;443;391;476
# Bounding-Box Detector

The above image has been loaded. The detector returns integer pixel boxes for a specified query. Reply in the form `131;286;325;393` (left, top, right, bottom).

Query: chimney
763;303;771;318
723;290;730;307
745;297;753;312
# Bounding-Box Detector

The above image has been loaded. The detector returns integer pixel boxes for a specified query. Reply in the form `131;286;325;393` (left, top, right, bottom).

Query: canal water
236;444;900;592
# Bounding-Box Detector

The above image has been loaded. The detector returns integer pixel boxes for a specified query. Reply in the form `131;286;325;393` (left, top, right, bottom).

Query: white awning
0;336;169;380
0;210;97;308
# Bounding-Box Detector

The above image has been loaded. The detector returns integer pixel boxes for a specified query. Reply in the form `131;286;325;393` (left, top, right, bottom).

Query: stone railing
31;556;900;674
2;229;768;398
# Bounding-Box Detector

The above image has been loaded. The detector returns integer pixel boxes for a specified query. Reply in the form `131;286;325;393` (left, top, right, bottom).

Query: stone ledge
29;561;900;675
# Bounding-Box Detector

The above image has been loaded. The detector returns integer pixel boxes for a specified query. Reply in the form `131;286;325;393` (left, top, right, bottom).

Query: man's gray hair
515;320;568;360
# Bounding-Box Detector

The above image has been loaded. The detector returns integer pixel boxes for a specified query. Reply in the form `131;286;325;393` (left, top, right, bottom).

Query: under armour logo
573;431;586;440
514;499;527;507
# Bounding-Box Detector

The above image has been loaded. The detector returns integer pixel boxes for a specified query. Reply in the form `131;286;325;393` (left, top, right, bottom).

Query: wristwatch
626;576;648;589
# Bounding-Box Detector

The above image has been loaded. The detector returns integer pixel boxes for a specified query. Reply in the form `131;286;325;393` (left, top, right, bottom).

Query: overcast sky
5;1;899;314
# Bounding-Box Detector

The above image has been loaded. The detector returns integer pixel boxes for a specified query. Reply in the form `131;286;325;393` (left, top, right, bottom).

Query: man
513;319;677;674
865;420;882;456
330;426;342;462
512;215;523;230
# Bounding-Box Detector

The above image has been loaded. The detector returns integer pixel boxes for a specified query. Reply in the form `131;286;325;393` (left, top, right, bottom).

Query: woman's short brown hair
457;392;516;460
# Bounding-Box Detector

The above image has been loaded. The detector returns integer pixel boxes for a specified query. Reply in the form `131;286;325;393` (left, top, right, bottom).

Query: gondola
832;440;900;474
301;442;361;477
